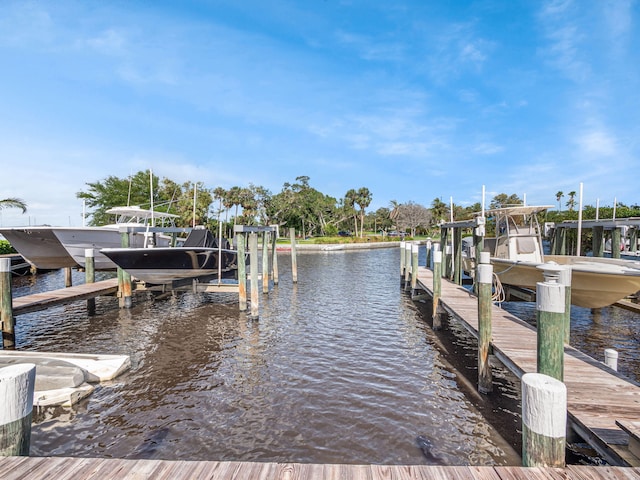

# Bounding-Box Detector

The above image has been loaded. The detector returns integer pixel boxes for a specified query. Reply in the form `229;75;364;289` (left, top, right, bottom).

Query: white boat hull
52;228;172;270
491;255;640;308
0;228;77;269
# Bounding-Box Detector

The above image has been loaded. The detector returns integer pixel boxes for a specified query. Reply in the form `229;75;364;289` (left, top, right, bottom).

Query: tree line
75;172;640;238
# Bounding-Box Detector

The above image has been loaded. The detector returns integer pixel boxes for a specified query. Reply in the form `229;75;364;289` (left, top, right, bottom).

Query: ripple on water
23;249;518;464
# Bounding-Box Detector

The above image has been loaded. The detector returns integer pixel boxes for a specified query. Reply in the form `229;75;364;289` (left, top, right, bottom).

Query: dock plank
12;278;119;315
0;458;638;480
416;267;640;467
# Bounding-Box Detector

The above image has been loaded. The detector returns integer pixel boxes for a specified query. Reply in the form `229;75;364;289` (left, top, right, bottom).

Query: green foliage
0;198;27;213
0;240;17;254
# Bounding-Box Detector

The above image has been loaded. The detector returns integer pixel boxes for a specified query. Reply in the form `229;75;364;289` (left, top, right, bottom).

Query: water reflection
15;250;518;464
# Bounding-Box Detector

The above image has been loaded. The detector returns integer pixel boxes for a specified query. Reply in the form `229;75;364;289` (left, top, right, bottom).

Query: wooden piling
425;240;432;269
289;228;298;284
271;230;279;285
558;267;572;344
521;372;566;467
262;232;270;294
453;227;462;285
410;243;419;295
477;262;493;394
400;240;405;278
118;231;132;308
404;242;411;291
536;264;566;382
1;258;15;348
64;267;72;288
592;226;604;257
432;248;442;331
249;232;259;319
612;228;622;259
0;363;35;456
630;227;638;255
85;249;96;314
237;233;247;311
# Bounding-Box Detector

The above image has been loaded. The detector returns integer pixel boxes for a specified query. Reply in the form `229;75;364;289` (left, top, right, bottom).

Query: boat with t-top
476;205;640;308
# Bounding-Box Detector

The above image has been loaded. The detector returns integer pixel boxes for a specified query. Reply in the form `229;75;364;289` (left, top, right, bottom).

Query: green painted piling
1;258;15;348
0;364;35;456
477;262;493;394
536;264;566;382
521;373;566;467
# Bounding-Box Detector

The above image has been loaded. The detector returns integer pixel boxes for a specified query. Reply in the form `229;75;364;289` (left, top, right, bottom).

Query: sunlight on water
14;249;519;464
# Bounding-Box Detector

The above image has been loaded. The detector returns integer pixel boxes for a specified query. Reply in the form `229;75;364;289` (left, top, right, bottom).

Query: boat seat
183;229;218;248
516;236;537;254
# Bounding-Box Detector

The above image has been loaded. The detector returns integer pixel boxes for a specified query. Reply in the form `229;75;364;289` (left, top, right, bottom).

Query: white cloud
576;129;617;156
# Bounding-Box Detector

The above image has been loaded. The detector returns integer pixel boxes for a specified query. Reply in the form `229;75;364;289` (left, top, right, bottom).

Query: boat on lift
0;206;179;270
481;205;640;308
101;227;240;285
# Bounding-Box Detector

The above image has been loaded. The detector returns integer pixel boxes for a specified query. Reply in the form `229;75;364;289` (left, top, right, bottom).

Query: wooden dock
415;266;640;467
12;278;119;315
0;456;639;479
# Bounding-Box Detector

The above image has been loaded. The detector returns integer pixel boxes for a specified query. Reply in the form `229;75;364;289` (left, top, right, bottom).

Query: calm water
11;248;518;465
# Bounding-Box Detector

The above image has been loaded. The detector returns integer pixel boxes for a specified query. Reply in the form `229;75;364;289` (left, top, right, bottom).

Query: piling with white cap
0;363;36;456
521;372;566;467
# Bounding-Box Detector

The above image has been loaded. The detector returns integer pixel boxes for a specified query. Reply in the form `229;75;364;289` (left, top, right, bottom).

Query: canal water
11;248;520;465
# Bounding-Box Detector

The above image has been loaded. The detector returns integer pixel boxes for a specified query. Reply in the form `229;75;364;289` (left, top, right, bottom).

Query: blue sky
1;0;638;226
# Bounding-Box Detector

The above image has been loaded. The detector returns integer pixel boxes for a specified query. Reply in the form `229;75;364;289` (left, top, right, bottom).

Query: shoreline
276;240;404;252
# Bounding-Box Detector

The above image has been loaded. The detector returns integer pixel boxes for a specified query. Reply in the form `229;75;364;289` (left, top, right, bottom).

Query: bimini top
105;205;180;221
483;205;554;218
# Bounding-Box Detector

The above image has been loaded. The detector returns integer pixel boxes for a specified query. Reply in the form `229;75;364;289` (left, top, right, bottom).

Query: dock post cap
0;258;10;272
536;262;567;282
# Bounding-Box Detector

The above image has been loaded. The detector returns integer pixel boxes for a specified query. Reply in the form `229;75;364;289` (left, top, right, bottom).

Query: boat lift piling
85;249;96;315
118;231;133;308
234;225;282;319
477;257;493;394
289;228;298;284
1;258;15;348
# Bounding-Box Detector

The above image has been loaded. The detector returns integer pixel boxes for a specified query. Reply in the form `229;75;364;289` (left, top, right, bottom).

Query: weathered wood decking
0;457;639;480
12;278;119;315
415;266;640;467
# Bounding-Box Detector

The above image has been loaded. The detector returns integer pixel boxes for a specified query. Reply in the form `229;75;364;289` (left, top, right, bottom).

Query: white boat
0;228;77;269
482;205;640;308
0;206;179;270
52;206;179;270
101;227;240;285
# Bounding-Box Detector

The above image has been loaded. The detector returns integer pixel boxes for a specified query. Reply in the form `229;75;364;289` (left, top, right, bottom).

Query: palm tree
566;191;577;212
0;198;27;213
355;187;372;238
555;191;564;211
